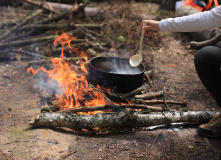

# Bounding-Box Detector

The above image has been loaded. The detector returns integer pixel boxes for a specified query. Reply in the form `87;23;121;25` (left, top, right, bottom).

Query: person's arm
142;5;221;34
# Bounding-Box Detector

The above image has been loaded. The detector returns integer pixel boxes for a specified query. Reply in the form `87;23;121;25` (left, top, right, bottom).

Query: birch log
29;111;218;130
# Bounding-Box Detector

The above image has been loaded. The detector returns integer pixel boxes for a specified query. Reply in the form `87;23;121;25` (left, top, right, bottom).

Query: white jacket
159;5;221;32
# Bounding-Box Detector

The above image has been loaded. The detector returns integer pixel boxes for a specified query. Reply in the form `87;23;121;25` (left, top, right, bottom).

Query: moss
11;127;33;140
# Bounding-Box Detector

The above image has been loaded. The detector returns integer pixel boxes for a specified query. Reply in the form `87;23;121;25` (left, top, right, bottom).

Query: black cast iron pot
88;57;145;93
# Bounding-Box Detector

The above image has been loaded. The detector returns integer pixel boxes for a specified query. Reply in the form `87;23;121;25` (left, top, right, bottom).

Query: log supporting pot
88;57;145;93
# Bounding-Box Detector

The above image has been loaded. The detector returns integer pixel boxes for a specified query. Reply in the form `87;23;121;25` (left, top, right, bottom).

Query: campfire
27;33;114;114
26;33;216;134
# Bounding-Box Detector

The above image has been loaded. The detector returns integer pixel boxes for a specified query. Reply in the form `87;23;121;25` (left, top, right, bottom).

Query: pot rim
89;56;145;75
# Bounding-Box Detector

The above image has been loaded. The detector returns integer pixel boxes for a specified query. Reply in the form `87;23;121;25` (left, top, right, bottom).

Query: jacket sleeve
159;5;221;32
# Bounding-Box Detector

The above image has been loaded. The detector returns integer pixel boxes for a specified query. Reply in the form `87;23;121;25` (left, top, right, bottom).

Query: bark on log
23;0;61;14
175;5;221;48
29;111;218;130
23;1;107;21
59;104;165;113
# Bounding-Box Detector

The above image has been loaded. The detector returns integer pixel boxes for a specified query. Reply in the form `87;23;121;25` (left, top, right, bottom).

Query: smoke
33;71;62;96
95;57;143;75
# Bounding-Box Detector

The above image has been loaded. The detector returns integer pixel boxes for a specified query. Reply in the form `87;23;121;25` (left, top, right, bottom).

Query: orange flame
27;33;110;110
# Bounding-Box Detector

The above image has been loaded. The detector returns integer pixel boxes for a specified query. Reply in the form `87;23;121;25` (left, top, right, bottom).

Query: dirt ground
1;1;221;160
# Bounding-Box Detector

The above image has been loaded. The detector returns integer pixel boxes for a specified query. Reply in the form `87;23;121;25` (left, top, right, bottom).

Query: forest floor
1;1;221;160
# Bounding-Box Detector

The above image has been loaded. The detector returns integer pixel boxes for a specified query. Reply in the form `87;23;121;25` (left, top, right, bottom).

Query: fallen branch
114;86;146;98
135;91;163;100
190;34;221;49
23;0;61;14
29;111;218;130
138;100;187;106
58;104;165;113
0;9;43;41
0;35;86;50
39;1;88;24
27;57;85;65
19;23;102;31
0;35;58;49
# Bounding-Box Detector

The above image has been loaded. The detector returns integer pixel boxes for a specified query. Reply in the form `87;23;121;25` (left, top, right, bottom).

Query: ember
27;33;111;111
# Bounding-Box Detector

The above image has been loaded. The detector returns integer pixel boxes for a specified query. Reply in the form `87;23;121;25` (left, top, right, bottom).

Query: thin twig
163;87;169;110
149;46;158;76
89;84;116;105
0;9;43;41
61;151;77;159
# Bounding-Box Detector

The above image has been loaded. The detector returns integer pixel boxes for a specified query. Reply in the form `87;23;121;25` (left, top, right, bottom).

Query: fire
27;33;110;110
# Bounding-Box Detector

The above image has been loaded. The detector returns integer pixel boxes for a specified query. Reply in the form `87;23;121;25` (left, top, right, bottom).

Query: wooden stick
138;100;187;106
28;57;85;65
59;104;165;113
29;111;218;130
135;91;163;100
23;0;61;14
10;50;48;58
190;34;221;49
0;35;58;49
0;9;43;41
0;35;86;50
114;86;146;98
19;23;102;31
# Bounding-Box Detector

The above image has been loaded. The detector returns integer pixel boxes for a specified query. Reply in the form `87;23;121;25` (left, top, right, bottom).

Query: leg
194;46;221;107
195;46;221;137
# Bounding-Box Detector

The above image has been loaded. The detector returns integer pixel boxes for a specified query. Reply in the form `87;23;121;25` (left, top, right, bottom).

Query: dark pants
194;46;221;107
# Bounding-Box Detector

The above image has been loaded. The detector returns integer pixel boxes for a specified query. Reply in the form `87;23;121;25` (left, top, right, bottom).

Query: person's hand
141;20;160;36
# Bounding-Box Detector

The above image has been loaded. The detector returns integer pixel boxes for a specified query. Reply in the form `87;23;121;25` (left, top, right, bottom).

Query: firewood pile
0;0;217;134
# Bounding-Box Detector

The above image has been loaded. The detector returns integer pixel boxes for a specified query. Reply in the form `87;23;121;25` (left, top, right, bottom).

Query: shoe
197;113;221;138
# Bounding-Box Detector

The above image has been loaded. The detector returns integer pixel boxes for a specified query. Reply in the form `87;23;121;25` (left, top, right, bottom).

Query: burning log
0;9;43;42
29;111;218;130
135;91;163;100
